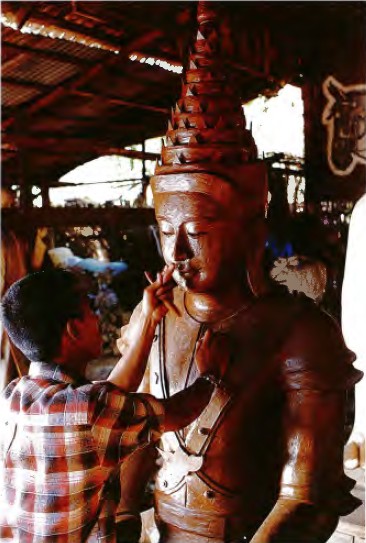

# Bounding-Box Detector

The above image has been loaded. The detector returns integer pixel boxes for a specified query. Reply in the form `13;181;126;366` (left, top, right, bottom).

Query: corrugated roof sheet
2;83;41;107
3;57;79;86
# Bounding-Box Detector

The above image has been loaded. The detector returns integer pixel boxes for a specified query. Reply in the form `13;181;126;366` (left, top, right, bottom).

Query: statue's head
151;1;267;295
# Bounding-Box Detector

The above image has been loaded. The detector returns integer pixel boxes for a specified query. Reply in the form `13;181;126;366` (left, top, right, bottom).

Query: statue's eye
186;229;207;238
186;222;208;238
159;222;174;236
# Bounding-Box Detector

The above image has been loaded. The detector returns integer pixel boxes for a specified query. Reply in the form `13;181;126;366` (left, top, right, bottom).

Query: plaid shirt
0;362;165;542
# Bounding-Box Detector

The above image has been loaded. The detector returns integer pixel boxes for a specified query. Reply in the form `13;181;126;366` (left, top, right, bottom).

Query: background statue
342;194;366;469
119;2;362;542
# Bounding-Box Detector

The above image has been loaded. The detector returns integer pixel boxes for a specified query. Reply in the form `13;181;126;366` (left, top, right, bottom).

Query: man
119;3;363;542
0;268;228;542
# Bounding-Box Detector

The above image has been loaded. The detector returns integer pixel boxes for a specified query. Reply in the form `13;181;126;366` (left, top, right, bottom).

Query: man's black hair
1;269;85;362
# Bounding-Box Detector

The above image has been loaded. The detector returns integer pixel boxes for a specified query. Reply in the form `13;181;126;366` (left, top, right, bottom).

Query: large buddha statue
118;2;362;542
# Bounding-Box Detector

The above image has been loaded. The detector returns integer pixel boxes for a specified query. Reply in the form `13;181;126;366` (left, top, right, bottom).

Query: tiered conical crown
151;1;267;215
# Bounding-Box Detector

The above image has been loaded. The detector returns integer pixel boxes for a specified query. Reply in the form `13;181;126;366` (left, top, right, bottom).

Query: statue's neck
184;284;253;324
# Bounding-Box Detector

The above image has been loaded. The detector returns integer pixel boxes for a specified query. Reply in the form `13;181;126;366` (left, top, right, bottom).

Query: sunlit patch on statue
322;75;366;176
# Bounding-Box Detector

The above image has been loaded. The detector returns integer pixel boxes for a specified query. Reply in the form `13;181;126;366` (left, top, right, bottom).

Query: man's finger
156;283;175;297
144;271;154;284
162;264;175;284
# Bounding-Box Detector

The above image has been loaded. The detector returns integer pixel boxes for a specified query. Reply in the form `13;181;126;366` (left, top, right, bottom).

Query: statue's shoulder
250;290;322;332
255;290;335;331
257;293;362;391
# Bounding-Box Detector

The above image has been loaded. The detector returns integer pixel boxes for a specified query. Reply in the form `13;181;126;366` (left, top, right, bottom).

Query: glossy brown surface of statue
119;2;363;541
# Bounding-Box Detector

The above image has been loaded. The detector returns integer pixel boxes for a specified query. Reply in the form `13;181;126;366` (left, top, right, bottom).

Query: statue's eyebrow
199;214;218;221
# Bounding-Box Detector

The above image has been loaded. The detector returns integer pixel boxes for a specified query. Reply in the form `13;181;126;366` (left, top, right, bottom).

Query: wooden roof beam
1;207;156;229
2;76;53;92
32;178;149;188
2;136;160;161
72;89;169;114
2;52;29;72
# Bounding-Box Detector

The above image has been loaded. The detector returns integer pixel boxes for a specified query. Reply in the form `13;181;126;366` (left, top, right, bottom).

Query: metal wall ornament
322;75;366;176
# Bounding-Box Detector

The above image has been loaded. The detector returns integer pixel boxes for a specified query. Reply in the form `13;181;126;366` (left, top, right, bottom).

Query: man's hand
195;329;231;381
116;264;178;358
109;265;176;391
163;332;232;432
142;264;177;325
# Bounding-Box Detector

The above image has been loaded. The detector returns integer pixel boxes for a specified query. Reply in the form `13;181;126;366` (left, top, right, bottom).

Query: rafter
1;207;156;229
72;90;169;114
2;76;53;92
2;52;29;72
2;136;160;161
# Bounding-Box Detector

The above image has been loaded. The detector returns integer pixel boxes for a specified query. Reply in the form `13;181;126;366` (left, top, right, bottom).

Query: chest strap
184;385;232;456
156;319;233;457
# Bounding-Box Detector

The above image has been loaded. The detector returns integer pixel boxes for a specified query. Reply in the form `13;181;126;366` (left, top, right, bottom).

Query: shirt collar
28;361;77;384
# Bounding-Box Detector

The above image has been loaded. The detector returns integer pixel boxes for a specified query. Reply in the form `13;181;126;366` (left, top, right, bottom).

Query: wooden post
18;152;33;211
41;184;50;208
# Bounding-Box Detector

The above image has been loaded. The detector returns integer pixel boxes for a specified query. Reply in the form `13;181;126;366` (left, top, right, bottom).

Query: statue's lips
174;266;196;280
179;270;194;278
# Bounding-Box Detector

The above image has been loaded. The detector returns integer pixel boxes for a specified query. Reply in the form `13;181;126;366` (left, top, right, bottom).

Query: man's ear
66;319;81;341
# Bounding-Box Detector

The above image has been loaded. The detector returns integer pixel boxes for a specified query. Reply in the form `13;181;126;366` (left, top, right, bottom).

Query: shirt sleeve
89;382;165;468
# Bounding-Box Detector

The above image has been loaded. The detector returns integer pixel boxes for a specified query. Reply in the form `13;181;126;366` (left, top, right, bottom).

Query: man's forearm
163;378;214;431
107;316;156;391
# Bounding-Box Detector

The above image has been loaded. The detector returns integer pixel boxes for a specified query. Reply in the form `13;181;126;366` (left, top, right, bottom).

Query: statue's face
154;191;245;293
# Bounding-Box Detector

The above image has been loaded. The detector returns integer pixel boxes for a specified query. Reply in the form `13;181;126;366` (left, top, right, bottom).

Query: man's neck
53;354;87;381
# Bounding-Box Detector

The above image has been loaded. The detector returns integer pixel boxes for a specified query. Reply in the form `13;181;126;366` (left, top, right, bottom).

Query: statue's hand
195;329;231;382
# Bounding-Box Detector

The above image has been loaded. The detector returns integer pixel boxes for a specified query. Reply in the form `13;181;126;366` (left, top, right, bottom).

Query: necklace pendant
158;446;203;480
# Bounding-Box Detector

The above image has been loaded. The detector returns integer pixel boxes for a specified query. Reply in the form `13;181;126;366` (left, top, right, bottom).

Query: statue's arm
252;390;347;543
117;301;157;517
252;306;363;543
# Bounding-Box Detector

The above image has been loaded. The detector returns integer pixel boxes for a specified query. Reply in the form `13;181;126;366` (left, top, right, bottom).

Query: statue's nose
172;230;191;262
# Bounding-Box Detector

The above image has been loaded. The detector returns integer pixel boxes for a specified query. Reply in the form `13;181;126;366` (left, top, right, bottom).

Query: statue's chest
149;317;203;398
149;312;274;401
